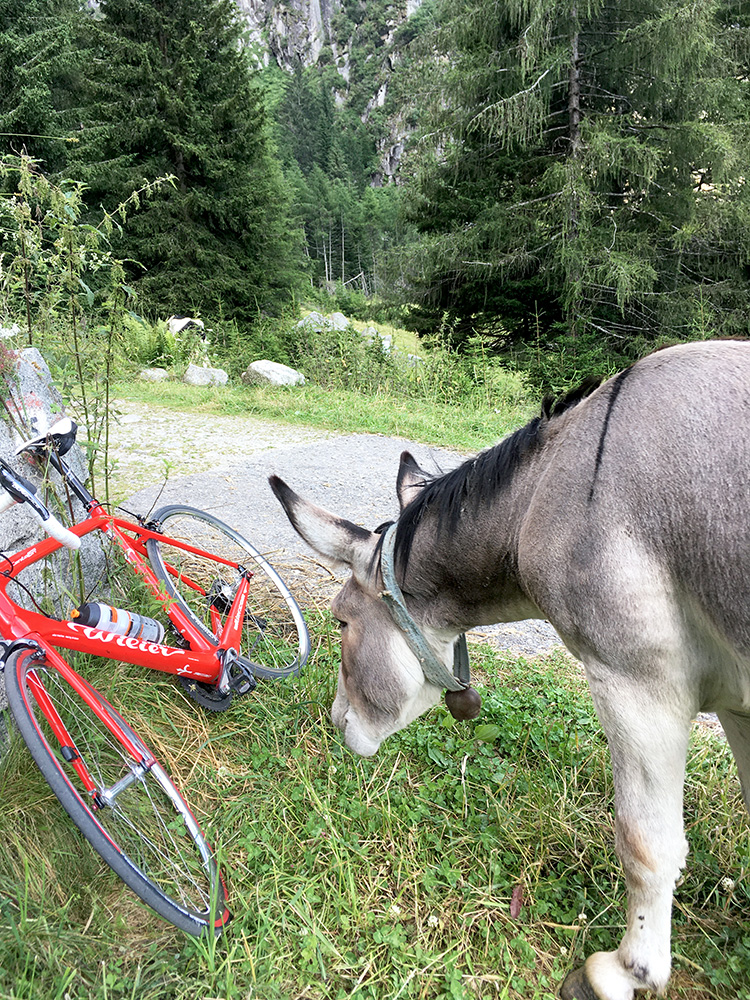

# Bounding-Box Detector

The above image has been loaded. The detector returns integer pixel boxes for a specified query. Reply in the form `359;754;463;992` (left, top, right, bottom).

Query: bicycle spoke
6;650;228;933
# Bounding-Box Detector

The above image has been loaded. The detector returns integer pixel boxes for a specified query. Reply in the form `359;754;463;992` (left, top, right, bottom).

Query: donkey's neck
401;452;544;631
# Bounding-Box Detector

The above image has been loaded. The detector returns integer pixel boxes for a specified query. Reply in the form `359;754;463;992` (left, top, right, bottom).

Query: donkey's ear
396;451;428;511
269;475;374;573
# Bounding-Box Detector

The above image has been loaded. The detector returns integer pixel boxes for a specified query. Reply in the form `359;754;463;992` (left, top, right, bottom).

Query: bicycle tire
4;645;230;936
146;506;310;680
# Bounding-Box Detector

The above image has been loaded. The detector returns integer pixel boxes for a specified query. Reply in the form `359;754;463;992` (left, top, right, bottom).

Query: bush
287;313;531;410
503;328;631;396
309;283;411;328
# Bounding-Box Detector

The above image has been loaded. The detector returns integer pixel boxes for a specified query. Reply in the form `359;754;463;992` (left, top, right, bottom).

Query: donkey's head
269;453;479;756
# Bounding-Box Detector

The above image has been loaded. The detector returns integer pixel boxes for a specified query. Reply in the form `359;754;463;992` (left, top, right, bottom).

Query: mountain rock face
237;0;341;71
236;0;426;182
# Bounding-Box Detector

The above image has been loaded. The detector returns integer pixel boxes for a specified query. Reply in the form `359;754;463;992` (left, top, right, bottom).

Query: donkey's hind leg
716;709;750;813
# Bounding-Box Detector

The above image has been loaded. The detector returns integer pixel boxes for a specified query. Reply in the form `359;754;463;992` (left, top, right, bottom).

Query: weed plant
0;153;169;502
0;617;747;1000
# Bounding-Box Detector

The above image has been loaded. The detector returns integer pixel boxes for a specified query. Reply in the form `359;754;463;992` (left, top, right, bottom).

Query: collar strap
380;522;470;692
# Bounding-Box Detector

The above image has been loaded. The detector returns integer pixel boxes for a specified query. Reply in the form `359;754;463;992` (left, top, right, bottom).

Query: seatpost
47;452;99;511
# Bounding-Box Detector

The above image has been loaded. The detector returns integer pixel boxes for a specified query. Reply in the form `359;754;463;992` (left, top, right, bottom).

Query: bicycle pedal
227;665;257;695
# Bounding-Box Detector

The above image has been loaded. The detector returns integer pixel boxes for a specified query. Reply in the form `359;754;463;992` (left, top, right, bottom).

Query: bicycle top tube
0;510;253;683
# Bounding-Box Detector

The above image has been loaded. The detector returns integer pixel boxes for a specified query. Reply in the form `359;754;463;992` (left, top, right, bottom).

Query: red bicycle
0;418;309;935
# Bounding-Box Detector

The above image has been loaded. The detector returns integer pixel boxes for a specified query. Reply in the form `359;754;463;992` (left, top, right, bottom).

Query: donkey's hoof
560;965;600;1000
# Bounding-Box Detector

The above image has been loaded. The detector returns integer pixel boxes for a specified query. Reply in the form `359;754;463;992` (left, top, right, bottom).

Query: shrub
286;313;531;410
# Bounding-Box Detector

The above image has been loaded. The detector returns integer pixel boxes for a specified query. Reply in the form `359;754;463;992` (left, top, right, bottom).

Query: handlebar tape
38;512;81;550
0;463;81;550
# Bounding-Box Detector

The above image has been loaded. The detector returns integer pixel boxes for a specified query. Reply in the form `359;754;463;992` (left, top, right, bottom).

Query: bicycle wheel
4;645;230;936
146;506;309;679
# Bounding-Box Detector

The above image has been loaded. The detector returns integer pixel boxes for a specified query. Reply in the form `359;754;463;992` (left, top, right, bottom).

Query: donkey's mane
392;376;601;571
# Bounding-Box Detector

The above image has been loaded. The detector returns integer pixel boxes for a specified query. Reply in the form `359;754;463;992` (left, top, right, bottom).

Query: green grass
110;379;536;456
1;625;748;1000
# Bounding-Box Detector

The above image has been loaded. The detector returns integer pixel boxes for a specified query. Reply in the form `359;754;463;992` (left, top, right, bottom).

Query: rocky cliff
236;0;427;182
237;0;342;72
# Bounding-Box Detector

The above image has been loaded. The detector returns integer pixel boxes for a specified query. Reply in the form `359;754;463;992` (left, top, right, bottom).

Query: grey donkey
270;340;750;999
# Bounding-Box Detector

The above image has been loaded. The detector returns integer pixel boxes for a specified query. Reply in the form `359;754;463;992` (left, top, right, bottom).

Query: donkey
269;339;750;1000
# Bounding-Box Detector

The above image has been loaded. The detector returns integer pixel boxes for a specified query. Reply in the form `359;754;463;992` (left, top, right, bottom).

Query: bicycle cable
0;569;63;618
112;504;148;523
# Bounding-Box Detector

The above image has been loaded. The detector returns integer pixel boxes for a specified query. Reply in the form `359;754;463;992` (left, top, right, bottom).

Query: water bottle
70;602;165;643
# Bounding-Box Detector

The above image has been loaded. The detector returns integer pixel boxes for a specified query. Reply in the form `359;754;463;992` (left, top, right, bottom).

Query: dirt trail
108;398;337;499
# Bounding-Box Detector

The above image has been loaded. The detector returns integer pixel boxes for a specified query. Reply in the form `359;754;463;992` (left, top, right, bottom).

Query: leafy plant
0;152;166;501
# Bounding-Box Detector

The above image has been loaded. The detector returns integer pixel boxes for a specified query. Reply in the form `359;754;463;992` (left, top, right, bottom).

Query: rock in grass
241;360;305;387
183;363;228;387
140;367;169;382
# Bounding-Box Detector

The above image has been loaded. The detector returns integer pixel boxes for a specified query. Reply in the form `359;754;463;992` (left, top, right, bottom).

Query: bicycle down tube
0;511;252;683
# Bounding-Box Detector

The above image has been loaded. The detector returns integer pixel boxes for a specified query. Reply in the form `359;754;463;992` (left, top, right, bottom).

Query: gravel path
114;399;563;657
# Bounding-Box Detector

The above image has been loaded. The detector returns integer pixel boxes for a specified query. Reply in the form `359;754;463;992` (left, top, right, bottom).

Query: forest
2;0;750;388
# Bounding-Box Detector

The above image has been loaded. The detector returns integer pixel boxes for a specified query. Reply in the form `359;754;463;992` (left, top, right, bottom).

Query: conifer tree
400;0;750;366
71;0;301;320
0;0;86;170
271;63;386;290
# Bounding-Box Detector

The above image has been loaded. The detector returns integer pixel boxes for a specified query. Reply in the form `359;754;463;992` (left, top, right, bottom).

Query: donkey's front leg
561;675;692;1000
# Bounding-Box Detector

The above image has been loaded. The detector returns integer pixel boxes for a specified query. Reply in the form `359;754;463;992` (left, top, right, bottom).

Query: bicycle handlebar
0;461;81;551
36;510;82;550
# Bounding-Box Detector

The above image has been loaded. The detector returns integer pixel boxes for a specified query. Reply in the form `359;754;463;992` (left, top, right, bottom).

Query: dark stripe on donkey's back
588;366;634;503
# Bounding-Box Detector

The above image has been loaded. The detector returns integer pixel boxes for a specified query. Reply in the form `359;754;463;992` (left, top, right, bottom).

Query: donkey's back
523;338;750;719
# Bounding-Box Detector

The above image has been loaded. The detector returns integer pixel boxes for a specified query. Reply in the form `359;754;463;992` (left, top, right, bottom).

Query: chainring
177;675;234;712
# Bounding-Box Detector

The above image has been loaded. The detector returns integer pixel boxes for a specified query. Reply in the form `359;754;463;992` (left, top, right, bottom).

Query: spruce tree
72;0;301;320
399;0;750;368
0;0;86;170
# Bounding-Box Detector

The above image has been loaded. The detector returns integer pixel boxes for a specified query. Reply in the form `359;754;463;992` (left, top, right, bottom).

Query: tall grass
1;625;748;1000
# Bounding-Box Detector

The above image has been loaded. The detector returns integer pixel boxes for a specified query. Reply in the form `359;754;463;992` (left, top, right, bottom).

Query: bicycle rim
4;646;230;936
146;505;310;679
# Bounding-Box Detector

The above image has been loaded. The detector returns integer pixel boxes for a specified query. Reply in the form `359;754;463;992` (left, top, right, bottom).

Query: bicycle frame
0;507;250;685
19;642;154;798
